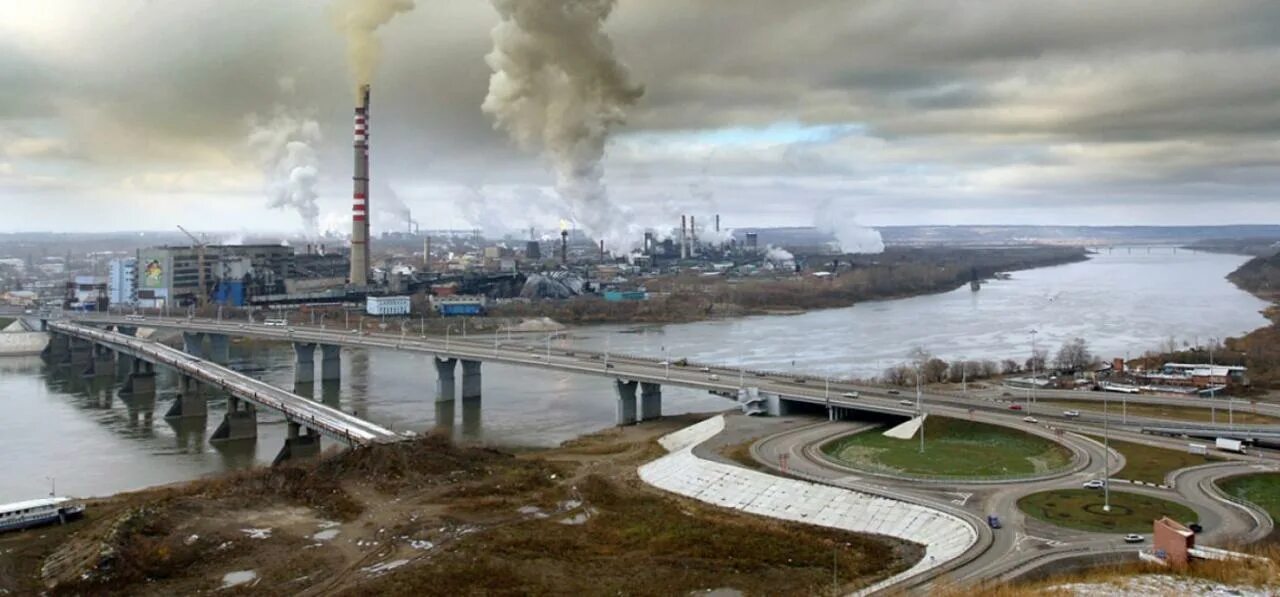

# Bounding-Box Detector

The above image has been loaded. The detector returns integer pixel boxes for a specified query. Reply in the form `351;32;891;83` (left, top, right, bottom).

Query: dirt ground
0;415;920;596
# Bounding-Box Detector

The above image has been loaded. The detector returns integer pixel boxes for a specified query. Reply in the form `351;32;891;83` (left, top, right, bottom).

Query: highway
49;320;402;446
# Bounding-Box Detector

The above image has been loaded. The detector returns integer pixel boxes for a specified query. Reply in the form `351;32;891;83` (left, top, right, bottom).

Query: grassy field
1042;399;1279;425
822;416;1073;479
0;317;13;329
1217;473;1280;525
1018;489;1198;533
1080;434;1219;485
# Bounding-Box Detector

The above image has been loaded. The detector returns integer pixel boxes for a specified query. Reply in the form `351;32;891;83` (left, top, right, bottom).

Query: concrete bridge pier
40;333;70;362
640;382;662;421
182;332;206;358
320;344;341;382
84;343;115;378
165;375;207;419
434;357;457;402
208;333;231;364
461;360;482;401
65;338;92;370
210;395;257;442
614;380;639;426
293;342;316;384
273;421;320;465
121;359;157;396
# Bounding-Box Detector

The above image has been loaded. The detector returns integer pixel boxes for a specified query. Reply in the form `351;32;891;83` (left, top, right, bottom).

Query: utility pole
1103;394;1111;512
916;364;924;454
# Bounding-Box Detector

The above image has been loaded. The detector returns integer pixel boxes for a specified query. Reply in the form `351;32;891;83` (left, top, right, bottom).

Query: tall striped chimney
350;85;371;286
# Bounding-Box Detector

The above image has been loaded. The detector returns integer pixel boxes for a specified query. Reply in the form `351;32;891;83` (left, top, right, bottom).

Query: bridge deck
50;321;403;446
67;314;920;418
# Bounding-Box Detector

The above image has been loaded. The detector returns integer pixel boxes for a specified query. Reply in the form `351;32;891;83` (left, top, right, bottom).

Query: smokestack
350;84;371;286
560;229;569;265
599;239;605;262
680;215;688;259
423;236;430;273
715;214;720;233
690;215;698;257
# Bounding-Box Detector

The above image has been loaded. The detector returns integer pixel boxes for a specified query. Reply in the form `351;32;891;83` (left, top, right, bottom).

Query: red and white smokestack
350;85;371;286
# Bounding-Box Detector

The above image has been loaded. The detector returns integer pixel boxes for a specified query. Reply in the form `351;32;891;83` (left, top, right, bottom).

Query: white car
899;399;914;406
1123;534;1144;543
708;374;720;381
1083;479;1106;489
1023;416;1039;424
841;391;860;399
1063;410;1081;417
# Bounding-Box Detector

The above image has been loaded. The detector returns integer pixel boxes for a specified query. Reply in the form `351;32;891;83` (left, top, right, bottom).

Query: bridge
55;314;924;427
43;320;404;464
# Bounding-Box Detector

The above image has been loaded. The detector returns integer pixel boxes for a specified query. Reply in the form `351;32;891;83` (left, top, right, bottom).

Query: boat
0;497;86;533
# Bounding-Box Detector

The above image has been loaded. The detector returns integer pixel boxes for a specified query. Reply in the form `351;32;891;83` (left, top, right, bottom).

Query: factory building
431;294;486;317
366;295;411;316
137;244;294;307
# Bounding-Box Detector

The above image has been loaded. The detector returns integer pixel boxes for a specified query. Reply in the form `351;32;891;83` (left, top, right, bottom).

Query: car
899;399;914;406
1123;534;1144;543
708;374;720;381
605;363;615;369
987;515;1002;529
1022;416;1039;424
1008;404;1024;411
841;391;860;399
658;360;671;366
699;366;711;372
1082;479;1106;489
564;351;575;357
887;390;901;395
1187;522;1204;533
1063;410;1081;417
793;378;807;384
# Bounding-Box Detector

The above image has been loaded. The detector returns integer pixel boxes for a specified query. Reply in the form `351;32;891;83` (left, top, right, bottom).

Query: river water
0;249;1268;502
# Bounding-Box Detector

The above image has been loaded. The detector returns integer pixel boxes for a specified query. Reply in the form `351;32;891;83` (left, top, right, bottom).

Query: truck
1215;438;1247;454
1187;443;1208;456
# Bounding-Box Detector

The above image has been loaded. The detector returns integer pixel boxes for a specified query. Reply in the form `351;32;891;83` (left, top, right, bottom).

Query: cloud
1;0;1280;232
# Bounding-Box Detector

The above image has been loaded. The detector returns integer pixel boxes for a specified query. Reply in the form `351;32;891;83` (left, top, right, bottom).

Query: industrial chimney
690;215;698;257
560;229;569;265
349;85;372;286
680;215;688;259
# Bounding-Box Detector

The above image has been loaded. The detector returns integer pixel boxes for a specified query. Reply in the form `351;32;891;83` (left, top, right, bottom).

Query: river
0;249;1268;502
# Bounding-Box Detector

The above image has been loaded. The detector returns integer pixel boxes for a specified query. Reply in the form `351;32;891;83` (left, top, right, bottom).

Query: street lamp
915;363;924;454
1029;329;1039;408
1103;393;1111;512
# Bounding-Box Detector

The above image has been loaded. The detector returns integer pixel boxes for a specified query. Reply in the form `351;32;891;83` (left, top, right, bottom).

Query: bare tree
882;364;914;386
1055;337;1093;373
1025;349;1048;373
922;357;950;384
1002;359;1022;375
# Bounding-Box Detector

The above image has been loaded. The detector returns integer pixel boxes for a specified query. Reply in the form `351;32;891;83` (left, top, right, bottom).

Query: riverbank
492;245;1090;325
0;416;920;596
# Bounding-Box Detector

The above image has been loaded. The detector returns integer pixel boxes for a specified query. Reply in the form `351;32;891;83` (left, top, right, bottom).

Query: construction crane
177;225;209;309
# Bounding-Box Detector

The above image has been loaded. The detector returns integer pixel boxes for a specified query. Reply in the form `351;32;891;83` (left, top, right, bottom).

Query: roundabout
818;416;1076;481
1016;488;1198;534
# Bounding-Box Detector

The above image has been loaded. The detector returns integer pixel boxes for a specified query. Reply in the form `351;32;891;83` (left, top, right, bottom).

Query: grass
344;475;919;597
821;416;1073;479
0;317;14;329
1080;433;1219;485
1217;473;1280;528
1018;488;1197;534
1042;399;1279;425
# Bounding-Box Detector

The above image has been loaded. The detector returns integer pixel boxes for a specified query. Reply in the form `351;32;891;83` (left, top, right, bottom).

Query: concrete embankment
638;415;980;595
0;319;48;356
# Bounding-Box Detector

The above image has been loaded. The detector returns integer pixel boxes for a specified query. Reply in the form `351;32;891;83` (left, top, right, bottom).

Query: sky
2;0;1279;238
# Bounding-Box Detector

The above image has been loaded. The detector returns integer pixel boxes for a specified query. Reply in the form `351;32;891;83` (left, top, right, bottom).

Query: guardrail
49;321;399;445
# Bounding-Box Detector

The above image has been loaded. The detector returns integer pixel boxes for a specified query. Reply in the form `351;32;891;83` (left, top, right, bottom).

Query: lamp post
915;363;924;454
1029;329;1039;408
1103;393;1111;512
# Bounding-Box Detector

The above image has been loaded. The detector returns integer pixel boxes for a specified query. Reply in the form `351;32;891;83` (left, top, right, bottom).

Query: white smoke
765;245;795;264
482;0;644;250
375;180;415;234
247;107;322;239
815;198;884;254
331;0;415;95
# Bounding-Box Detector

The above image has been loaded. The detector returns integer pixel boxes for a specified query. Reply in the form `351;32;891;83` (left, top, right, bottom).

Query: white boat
0;497;85;533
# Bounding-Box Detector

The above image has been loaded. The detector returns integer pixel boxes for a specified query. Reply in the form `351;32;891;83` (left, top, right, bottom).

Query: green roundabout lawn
1018;489;1197;533
1217;473;1280;523
820;416;1072;479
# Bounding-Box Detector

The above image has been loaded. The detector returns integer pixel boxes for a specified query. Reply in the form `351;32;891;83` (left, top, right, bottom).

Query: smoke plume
331;0;415;94
482;0;644;249
247;108;323;238
375;180;416;233
815;198;885;254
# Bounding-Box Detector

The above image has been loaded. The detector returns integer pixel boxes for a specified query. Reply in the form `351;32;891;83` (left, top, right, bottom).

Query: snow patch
240;528;272;540
221;570;258;589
